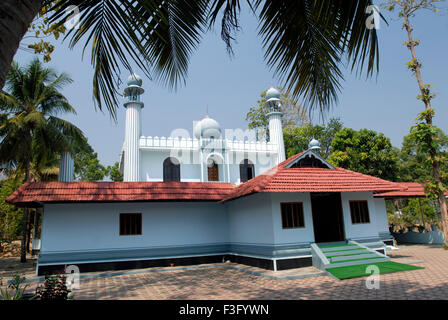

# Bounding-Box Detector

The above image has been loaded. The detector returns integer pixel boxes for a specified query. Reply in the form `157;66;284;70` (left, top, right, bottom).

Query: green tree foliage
246;88;308;140
283;118;343;158
397;129;448;184
0;178;23;243
73;137;108;182
108;162;123;182
328;128;399;180
0;58;84;262
21;2;66;63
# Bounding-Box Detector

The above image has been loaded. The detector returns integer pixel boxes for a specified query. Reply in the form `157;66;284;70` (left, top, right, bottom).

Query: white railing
139;136;277;153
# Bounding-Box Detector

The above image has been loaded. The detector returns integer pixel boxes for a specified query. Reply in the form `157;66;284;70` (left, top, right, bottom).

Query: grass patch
327;261;424;280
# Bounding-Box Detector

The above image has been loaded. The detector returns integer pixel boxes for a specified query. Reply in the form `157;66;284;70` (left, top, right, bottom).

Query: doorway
310;193;345;243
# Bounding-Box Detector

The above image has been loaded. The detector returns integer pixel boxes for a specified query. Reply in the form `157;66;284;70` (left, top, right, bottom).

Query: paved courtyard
1;244;447;299
74;245;448;299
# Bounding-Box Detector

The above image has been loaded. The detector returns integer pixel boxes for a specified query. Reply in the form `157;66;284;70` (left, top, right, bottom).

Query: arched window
240;159;255;183
207;159;219;181
163;157;180;182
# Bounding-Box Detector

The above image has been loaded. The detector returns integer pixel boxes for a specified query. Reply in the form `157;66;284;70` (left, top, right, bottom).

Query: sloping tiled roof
374;182;448;198
6;152;411;206
221;154;403;202
6;181;234;206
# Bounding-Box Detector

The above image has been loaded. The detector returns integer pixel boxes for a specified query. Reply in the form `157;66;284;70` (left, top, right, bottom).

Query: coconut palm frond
139;0;209;88
254;0;381;113
48;0;155;119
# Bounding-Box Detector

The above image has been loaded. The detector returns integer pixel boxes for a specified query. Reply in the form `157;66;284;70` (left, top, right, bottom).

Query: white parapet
139;136;278;153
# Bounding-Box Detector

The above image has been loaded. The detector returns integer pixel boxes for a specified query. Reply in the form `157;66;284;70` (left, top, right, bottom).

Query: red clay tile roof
374;182;448;198
221;153;404;202
6;153;413;206
6;181;235;206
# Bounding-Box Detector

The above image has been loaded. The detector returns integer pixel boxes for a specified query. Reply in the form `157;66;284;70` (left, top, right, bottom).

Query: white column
124;102;142;181
59;152;74;182
268;111;286;164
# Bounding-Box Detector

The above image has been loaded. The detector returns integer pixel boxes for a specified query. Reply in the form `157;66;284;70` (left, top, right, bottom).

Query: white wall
140;150;202;182
41;202;228;252
270;193;315;245
373;198;390;234
341;192;387;240
140;149;276;183
227;193;275;244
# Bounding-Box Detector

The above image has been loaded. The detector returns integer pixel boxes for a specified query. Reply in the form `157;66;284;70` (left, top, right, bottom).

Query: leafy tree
0;178;23;245
108;162;123;182
283;118;343;158
385;0;448;245
0;59;84;262
0;1;381;118
74;151;108;182
20;2;66;63
328;128;399;180
397;130;448;184
73;137;108;181
246;88;308;140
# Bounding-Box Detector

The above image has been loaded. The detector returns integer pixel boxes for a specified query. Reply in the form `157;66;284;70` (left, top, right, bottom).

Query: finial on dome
265;87;280;100
308;138;321;152
127;72;142;87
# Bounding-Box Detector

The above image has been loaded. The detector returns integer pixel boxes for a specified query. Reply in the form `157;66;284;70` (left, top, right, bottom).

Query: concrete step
320;245;358;253
326;257;389;268
324;249;369;257
329;253;378;262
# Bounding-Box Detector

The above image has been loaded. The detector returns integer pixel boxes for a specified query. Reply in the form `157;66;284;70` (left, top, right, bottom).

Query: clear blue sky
12;2;448;166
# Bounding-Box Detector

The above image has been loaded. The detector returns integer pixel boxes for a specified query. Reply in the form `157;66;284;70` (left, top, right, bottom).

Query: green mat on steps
326;261;424;280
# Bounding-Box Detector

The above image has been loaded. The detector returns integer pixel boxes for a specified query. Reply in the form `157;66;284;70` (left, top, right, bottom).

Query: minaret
58;152;74;182
265;87;285;164
123;73;144;182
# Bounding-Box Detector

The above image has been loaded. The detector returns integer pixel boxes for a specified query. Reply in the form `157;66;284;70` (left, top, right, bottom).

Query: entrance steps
311;240;390;270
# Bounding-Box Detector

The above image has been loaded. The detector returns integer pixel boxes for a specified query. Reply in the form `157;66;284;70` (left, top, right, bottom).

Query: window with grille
281;202;305;229
240;159;255;183
120;213;142;235
349;201;370;224
163;157;180;182
207;160;219;181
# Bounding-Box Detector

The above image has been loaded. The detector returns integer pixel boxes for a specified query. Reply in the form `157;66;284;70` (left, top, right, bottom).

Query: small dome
308;138;321;150
194;115;221;139
127;73;142;86
265;87;280;100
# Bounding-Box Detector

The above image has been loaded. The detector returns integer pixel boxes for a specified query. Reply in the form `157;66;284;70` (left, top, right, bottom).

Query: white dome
194;116;221;139
127;73;142;86
308;138;321;150
265;87;280;100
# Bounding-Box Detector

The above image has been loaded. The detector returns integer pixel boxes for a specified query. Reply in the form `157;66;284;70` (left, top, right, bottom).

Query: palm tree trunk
20;162;31;263
26;210;33;253
0;0;43;89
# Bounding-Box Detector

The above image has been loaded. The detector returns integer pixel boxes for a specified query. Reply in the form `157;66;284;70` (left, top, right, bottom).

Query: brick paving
72;245;447;300
2;244;447;300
